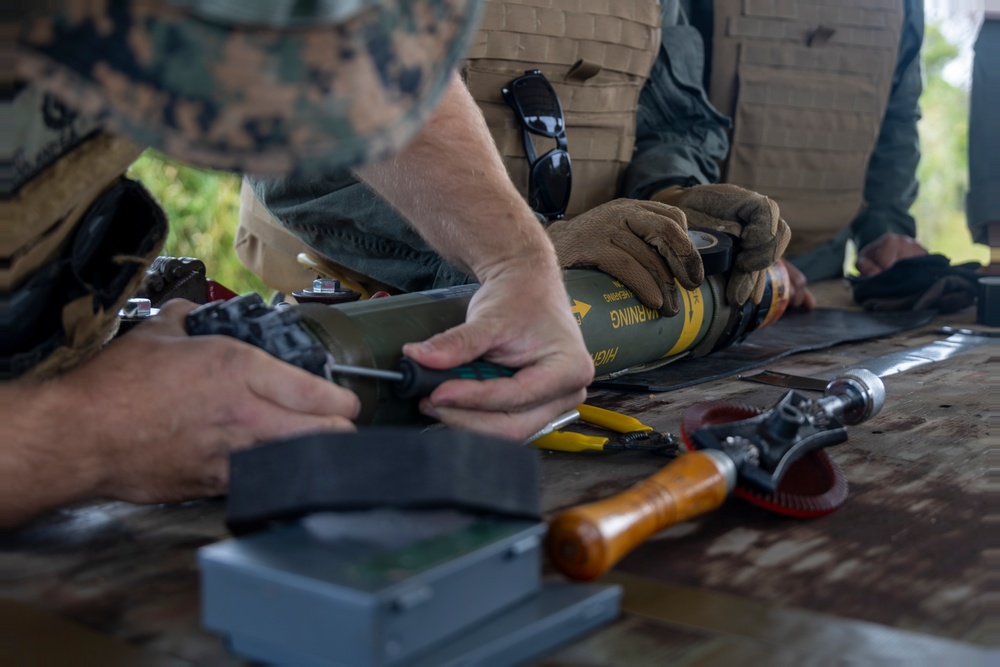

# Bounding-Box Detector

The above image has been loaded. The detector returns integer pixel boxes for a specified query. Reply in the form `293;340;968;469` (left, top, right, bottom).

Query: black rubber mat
226;428;540;534
592;308;937;393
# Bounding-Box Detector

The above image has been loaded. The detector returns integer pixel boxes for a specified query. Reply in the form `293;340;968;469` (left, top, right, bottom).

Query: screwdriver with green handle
326;358;516;399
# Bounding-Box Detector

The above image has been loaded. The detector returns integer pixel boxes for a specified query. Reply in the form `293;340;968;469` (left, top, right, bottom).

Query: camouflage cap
16;0;483;175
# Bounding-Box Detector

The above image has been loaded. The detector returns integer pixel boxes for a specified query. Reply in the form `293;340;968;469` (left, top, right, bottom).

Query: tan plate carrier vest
464;0;661;218
237;0;662;294
709;0;904;256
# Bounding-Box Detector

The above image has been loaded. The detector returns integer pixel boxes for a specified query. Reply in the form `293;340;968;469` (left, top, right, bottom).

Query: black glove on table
851;255;981;313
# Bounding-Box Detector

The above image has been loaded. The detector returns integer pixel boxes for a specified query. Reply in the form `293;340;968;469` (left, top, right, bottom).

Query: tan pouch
462;0;661;217
235;179;320;296
1;134;144;292
8;177;167;380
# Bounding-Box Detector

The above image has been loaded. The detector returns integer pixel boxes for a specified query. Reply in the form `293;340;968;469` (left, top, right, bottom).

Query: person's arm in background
355;73;592;440
852;0;928;277
621;2;802;307
621;1;730;199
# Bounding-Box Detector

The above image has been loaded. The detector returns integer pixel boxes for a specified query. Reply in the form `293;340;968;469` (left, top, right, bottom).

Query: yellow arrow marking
571;299;592;324
664;284;705;357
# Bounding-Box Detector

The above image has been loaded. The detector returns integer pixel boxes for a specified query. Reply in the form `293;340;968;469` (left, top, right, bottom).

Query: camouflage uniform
17;0;482;174
4;0;482;379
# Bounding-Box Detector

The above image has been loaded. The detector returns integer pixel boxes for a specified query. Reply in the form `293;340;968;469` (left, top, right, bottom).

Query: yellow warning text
610;304;660;329
591;347;620;367
603;289;634;303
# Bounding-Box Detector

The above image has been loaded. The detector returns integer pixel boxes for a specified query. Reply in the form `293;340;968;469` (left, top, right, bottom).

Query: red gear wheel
680;402;848;517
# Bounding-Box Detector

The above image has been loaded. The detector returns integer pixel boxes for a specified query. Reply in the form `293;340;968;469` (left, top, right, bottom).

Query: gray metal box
200;511;545;666
228;582;622;667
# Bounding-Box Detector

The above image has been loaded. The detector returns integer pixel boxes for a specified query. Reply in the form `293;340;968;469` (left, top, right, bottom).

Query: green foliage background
129;21;988;296
912;23;986;266
126;157;268;296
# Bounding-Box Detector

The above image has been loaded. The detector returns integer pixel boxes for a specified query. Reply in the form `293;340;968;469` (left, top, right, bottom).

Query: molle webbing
709;0;904;256
462;0;662;217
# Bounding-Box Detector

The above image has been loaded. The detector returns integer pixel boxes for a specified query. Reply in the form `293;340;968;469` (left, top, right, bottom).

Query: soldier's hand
856;233;928;276
547;199;704;316
401;255;592;442
66;299;360;505
652;184;791;305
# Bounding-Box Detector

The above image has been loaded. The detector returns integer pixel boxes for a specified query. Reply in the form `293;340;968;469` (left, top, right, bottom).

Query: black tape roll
688;227;733;275
977;276;1000;327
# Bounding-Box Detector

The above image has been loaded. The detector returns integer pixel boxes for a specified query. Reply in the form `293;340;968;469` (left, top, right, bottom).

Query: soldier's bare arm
355;74;593;440
0;300;359;529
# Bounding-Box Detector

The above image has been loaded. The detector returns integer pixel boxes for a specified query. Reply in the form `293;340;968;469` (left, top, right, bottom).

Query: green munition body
297;268;785;425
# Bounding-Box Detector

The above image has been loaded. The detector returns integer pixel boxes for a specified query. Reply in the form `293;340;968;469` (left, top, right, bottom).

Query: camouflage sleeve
620;1;731;200
849;0;923;251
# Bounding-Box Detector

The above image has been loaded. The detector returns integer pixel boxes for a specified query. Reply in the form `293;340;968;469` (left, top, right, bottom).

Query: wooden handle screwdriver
547;449;736;581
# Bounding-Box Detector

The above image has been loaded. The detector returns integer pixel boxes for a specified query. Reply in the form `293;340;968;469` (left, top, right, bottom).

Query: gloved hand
547;198;704;316
652;184;791;305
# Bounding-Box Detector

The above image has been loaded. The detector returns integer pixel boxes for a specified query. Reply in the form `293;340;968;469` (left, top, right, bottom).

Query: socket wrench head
825;368;885;425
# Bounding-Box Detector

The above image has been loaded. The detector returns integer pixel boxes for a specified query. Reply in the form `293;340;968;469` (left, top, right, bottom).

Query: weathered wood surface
540;282;993;647
1;280;994;664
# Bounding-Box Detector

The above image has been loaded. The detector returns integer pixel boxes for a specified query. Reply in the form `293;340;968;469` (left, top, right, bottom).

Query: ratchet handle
547;450;731;581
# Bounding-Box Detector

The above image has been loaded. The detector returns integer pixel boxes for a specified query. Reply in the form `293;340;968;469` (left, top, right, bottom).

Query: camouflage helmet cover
16;0;483;174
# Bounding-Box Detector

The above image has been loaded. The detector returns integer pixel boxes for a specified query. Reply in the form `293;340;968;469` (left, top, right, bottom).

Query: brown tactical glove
547;199;704;316
652;184;791;305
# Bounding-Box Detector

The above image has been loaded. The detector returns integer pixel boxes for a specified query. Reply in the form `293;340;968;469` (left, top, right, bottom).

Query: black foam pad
226;428;540;534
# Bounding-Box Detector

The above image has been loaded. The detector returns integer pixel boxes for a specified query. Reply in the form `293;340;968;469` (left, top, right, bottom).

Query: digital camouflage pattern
16;0;482;175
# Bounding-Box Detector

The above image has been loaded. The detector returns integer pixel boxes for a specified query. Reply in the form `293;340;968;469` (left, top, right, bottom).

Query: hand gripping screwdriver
327;359;516;399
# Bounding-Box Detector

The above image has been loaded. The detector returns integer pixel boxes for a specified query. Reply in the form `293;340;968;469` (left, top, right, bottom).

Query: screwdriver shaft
327;362;404;382
328;358;516;399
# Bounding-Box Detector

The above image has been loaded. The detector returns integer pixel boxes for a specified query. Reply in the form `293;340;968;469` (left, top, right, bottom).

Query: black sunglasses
502;70;572;220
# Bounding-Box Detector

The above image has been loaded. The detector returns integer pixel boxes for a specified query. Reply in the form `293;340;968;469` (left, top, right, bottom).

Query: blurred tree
127;154;269;296
913;22;987;264
923;22;961;77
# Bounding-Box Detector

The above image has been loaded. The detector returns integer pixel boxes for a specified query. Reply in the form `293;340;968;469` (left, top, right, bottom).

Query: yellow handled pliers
529;404;677;454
